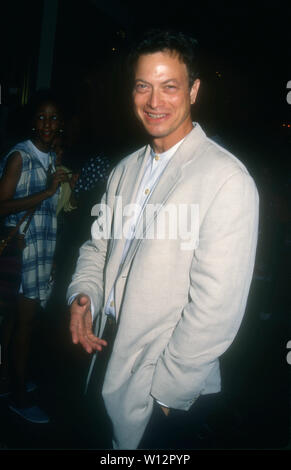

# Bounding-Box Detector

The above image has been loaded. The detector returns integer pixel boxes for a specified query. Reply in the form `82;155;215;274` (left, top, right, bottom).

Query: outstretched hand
69;294;107;353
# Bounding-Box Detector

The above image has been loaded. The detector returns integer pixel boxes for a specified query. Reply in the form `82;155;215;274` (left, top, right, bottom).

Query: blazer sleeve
66;169;115;321
150;169;259;410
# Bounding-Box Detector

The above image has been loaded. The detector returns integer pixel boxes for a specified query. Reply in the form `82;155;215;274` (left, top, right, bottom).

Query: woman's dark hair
127;29;200;88
27;89;65;123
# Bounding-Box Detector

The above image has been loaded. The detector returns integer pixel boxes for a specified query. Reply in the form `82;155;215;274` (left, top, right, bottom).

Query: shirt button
145;188;150;195
110;301;114;307
154;154;160;161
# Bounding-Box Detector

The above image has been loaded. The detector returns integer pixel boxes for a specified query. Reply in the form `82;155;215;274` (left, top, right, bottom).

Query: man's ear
190;79;200;105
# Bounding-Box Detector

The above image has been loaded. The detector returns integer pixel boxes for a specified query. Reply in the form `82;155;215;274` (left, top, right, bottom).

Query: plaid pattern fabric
0;140;58;302
0;228;22;302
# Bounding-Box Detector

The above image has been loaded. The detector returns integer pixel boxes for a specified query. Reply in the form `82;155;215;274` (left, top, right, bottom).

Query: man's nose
147;89;162;108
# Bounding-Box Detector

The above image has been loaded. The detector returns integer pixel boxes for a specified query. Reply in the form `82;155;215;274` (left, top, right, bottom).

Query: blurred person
53;134;79;217
70;153;111;248
0;90;67;423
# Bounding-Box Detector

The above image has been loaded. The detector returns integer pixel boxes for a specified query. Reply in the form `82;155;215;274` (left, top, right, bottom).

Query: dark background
1;0;291;165
0;0;290;452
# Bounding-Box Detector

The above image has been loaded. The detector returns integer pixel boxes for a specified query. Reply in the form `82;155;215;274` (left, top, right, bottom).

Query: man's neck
151;122;194;154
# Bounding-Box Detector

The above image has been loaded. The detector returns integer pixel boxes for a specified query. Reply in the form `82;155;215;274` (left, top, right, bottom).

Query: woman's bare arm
0;151;66;216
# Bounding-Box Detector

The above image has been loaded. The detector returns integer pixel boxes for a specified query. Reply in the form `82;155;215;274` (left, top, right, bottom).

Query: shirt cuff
155;399;169;408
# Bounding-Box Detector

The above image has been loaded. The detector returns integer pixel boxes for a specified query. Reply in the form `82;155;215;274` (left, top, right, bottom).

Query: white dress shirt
104;138;185;317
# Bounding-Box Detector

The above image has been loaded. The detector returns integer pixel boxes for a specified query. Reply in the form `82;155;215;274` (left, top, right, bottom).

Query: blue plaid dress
0;140;58;303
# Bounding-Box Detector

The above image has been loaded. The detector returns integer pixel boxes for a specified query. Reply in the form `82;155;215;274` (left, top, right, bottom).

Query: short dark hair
128;29;199;88
28;89;65;122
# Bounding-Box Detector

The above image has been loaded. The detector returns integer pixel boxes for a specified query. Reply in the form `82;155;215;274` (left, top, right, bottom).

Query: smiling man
67;30;259;450
132;50;200;151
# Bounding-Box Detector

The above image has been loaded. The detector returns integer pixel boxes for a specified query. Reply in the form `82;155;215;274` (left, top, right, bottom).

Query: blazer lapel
119;124;206;277
103;145;151;305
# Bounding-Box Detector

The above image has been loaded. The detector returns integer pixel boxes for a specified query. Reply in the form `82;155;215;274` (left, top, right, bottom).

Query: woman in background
0;90;66;423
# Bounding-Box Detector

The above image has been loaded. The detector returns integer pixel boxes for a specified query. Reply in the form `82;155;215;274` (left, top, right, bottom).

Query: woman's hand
46;168;67;196
69;172;79;190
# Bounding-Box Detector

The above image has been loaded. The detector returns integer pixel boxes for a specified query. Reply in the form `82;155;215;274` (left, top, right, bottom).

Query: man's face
132;51;200;151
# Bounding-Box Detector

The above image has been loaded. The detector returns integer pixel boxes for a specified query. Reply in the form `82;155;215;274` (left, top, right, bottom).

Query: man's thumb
77;295;89;306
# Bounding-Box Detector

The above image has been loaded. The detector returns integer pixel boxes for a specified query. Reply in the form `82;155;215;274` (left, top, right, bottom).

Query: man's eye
38;115;44;120
135;83;148;91
165;85;176;90
51;115;57;120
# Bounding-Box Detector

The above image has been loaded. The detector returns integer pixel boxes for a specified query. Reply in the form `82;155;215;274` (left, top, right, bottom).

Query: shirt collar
149;134;188;161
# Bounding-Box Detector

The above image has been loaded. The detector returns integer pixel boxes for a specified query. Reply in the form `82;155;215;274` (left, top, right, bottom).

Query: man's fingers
84;313;108;350
76;310;95;352
86;331;107;348
70;295;108;353
79;331;107;353
69;294;91;346
70;315;82;344
71;313;107;353
83;310;107;347
75;319;93;353
71;327;79;345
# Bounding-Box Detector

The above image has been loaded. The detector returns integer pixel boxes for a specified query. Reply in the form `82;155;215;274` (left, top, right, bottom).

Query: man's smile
144;111;168;120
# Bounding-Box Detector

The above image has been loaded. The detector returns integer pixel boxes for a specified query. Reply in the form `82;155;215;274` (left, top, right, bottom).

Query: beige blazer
67;123;259;449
